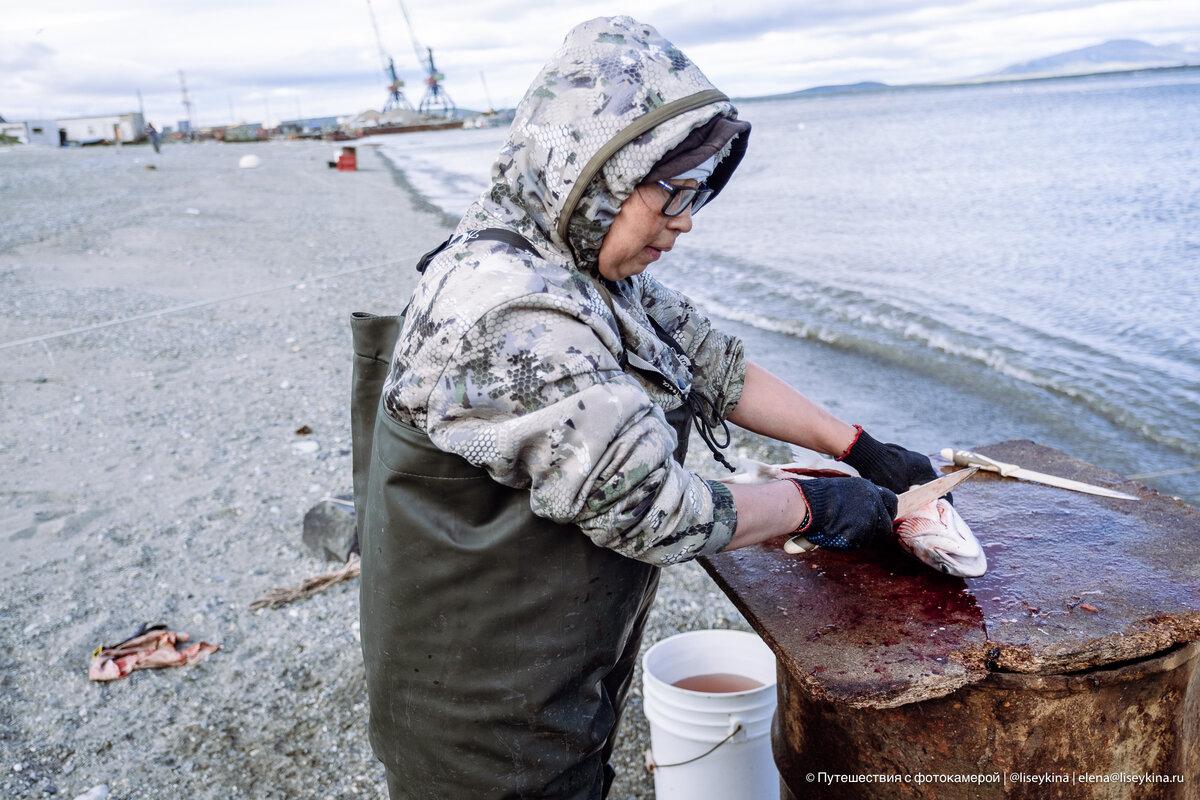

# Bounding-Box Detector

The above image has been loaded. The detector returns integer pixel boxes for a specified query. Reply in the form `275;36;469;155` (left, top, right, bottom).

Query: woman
354;15;941;799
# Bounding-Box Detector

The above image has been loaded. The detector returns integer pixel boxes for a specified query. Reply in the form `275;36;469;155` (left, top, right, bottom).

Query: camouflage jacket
382;16;749;565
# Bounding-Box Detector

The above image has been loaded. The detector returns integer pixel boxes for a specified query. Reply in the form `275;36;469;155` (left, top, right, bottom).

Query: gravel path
0;141;782;799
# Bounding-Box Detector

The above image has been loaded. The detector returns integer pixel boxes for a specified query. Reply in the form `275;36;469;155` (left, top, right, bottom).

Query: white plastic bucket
642;629;779;800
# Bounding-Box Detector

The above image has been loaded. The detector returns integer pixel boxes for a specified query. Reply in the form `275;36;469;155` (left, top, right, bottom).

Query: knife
939;449;1139;501
784;467;978;554
894;466;979;519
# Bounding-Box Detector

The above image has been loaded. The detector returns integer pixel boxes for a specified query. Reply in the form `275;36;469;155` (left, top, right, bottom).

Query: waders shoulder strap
415;227;542;274
640;303;734;470
597;278;735;472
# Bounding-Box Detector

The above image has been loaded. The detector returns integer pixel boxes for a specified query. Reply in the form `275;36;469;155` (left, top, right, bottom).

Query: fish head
894;498;988;578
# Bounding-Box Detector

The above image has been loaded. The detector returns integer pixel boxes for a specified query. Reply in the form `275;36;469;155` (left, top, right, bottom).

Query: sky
3;0;1198;128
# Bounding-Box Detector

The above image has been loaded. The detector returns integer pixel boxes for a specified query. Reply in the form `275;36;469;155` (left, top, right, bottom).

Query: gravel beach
0;141;784;799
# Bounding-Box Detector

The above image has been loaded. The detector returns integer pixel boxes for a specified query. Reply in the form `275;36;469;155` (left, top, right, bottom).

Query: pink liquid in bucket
672;673;764;693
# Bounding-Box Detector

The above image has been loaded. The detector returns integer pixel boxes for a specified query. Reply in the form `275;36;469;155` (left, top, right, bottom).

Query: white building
1;121;26;142
58;112;145;145
0;119;59;146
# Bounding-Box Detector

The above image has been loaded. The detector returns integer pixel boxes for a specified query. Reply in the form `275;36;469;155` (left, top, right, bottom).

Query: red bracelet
835;424;864;461
787;479;813;534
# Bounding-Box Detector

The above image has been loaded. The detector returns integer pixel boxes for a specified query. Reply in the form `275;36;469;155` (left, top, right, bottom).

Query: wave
670;254;1200;460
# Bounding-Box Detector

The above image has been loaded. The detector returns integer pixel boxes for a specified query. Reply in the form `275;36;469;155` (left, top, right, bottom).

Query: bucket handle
644;719;744;773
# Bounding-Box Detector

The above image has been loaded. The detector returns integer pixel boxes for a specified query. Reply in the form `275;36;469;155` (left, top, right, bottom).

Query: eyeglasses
652;180;714;217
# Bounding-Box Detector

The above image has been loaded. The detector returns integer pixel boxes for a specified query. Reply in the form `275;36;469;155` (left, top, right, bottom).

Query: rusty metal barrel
701;441;1200;799
776;641;1199;799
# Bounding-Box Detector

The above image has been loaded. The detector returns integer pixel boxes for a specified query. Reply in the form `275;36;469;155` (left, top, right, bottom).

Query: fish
894;495;987;577
721;454;988;578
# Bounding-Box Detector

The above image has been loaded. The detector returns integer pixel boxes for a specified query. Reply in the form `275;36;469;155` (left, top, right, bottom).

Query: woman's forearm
721;479;809;551
727;360;858;457
717;361;854;552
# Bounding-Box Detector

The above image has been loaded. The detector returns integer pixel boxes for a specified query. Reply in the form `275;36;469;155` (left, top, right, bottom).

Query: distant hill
740;80;890;102
990;38;1199;78
738;38;1199;102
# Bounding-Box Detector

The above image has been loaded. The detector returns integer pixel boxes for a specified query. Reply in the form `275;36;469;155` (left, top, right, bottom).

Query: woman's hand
792;477;897;550
719;475;897;553
840;427;950;503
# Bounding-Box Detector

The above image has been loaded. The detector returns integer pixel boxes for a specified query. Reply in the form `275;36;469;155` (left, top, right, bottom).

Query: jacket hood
468;15;750;273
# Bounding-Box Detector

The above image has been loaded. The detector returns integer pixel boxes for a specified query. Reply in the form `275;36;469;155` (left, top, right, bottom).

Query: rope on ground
0;251;426;351
250;554;361;611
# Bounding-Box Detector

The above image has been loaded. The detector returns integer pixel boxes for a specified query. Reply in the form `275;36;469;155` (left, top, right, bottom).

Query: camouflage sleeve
423;292;738;565
637;273;747;419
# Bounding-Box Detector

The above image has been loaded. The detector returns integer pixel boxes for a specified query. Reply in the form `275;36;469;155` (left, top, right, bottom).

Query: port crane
365;0;414;112
395;0;456;118
479;71;495;115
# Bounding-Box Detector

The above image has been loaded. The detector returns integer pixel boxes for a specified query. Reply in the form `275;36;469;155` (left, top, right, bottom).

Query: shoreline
368;143;461;230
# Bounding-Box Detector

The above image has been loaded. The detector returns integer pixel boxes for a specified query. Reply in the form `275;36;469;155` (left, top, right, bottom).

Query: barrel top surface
700;440;1200;708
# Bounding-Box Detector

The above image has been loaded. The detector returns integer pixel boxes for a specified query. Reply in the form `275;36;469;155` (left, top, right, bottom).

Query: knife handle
784;535;818;554
940;448;1019;477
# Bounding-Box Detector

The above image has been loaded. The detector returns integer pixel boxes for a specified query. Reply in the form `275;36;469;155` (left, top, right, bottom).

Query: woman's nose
666;208;693;233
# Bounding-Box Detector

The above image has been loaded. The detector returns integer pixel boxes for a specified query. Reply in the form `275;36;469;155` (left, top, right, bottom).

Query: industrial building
57;112;146;145
1;119;59;146
221;123;267;142
278;116;340;137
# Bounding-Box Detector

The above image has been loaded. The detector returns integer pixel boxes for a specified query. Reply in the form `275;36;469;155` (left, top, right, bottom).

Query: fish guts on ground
382;16;750;564
88;625;219;682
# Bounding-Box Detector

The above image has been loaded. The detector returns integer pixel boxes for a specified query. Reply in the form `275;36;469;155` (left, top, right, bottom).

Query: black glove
792;477;898;551
840;427;952;505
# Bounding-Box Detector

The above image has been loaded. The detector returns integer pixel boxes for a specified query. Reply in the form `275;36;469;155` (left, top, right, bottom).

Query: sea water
376;68;1200;502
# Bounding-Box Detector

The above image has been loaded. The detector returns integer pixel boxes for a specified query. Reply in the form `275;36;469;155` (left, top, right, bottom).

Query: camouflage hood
382;16;751;566
463;15;749;273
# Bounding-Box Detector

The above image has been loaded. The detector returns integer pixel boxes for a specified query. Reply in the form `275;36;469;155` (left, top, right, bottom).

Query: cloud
655;0;963;45
0;40;55;73
1;0;1197;125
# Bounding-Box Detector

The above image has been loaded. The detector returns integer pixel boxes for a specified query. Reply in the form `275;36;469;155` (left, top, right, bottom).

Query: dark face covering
641;114;750;198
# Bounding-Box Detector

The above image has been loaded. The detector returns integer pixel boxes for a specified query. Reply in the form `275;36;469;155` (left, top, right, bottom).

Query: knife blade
895;467;979;519
939;449;1139;501
784;467;978;554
